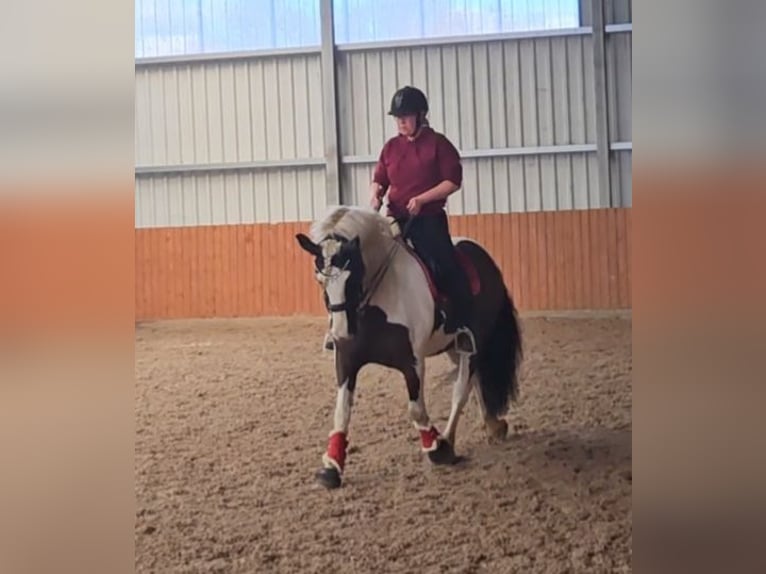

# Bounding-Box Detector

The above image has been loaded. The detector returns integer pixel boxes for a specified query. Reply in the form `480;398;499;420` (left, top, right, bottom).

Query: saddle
388;217;480;303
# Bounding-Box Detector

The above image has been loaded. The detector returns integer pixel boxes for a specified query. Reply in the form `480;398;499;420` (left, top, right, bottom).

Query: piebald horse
296;206;522;489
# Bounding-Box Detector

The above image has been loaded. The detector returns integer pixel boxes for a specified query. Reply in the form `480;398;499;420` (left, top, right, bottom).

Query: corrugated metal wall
133;1;632;317
135;28;631;226
343;154;600;214
337;32;606;213
579;0;632;26
135;168;326;227
337;38;596;157
607;29;632;207
135;53;327;227
605;0;632;24
134;57;324;165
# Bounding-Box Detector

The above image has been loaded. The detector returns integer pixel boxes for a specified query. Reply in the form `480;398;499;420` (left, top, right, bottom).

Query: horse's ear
296;233;321;256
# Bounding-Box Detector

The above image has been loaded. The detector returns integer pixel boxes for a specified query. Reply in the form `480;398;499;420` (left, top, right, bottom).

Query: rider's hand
407;195;423;216
369;182;383;211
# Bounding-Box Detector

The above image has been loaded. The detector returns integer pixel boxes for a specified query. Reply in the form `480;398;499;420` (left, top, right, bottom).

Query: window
135;0;321;58
333;0;581;44
135;0;580;58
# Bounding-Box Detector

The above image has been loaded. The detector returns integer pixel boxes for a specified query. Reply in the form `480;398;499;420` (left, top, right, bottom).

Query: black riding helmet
388;86;429;117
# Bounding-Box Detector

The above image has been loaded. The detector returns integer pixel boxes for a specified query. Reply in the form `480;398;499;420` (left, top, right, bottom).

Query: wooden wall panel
135;208;631;320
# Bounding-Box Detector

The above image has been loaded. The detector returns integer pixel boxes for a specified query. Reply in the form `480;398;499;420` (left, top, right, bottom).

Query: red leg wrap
419;426;441;452
326;431;348;471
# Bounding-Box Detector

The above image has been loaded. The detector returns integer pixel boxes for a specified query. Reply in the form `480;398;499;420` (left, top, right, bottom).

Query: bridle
325;274;353;314
317;259;353;313
321;215;417;316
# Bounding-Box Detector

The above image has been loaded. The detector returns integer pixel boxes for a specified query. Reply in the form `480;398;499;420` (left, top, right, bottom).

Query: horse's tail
476;287;522;418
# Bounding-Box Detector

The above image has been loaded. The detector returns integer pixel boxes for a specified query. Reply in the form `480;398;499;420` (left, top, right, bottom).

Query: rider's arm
417;179;459;204
371;146;390;199
418;135;462;204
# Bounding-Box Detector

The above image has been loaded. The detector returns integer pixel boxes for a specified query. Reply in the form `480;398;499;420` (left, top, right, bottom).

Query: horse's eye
332;253;351;270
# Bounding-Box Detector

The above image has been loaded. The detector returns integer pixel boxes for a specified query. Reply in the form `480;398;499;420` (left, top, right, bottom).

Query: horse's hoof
428;439;459;465
315;467;342;489
487;419;509;443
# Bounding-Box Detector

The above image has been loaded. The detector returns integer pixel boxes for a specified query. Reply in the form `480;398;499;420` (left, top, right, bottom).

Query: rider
370;86;476;355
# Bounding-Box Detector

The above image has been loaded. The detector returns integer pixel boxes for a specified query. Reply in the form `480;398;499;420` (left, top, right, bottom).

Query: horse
296;205;522;489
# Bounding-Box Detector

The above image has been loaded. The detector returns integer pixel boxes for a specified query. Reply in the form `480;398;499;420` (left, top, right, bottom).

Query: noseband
318;255;360;316
327;300;352;313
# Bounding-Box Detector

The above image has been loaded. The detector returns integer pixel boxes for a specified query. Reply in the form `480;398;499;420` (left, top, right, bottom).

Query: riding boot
448;284;477;355
453;308;477;355
455;325;477;355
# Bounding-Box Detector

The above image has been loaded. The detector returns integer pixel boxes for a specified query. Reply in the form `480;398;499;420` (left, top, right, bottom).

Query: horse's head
296;232;365;339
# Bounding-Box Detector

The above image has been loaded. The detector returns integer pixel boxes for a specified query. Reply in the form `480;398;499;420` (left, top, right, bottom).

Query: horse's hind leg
443;353;475;447
439;349;460;383
476;389;509;443
404;358;458;465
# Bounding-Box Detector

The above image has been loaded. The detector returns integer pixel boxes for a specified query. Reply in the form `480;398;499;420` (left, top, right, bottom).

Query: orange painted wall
135;208;631;320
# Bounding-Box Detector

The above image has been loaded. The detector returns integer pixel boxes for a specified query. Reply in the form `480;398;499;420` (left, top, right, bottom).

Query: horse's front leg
315;350;359;489
322;314;335;351
404;357;458;465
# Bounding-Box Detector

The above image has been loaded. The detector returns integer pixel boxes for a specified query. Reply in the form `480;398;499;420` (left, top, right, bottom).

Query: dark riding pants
401;210;473;332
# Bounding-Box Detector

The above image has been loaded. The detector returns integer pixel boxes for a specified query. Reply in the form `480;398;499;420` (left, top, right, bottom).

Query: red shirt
373;127;463;218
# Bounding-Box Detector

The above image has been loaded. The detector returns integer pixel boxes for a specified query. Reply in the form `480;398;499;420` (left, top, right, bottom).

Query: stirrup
455;327;476;355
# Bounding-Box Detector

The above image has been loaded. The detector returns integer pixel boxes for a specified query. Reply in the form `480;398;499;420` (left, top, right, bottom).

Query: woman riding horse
371;86;476;354
324;86;476;355
296;87;523;489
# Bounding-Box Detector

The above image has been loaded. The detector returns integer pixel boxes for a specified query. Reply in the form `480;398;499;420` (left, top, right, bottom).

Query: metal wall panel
606;0;632;25
135;18;632;227
610;150;632;207
135;51;326;226
343;152;596;215
338;35;594;156
337;32;605;211
606;31;632;142
135;167;326;228
135;54;324;166
579;0;631;25
606;26;631;207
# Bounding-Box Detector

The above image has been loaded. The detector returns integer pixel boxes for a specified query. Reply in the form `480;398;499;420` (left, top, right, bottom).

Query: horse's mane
309;205;395;273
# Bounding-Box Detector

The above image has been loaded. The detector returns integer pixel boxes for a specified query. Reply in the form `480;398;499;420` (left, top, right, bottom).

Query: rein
356;215;417;311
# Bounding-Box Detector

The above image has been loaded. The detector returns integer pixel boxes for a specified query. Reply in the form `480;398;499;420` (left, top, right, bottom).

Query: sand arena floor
135;315;632;573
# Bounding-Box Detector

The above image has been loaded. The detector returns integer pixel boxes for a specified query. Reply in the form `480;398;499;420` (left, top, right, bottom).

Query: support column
591;0;612;206
320;0;342;205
